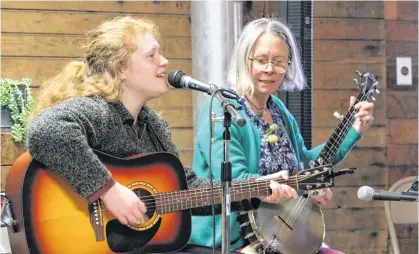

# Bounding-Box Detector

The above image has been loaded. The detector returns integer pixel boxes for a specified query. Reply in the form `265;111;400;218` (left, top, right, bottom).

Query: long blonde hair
29;16;160;123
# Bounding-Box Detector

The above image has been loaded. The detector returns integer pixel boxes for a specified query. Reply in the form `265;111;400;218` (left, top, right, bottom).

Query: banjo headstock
352;70;380;102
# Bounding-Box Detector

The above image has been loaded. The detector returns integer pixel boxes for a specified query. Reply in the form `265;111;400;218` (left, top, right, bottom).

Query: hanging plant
0;78;34;144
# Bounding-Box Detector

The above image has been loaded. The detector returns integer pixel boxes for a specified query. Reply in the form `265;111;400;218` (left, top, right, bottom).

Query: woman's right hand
258;170;298;203
100;182;147;225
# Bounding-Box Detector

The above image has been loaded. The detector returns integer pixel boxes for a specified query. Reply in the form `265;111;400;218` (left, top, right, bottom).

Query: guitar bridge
89;200;105;241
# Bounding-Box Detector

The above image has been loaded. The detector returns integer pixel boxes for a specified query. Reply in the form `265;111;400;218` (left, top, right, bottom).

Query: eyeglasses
249;58;290;74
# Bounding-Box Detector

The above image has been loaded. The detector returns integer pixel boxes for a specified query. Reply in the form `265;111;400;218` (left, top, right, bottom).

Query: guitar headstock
294;165;335;191
352;70;380;101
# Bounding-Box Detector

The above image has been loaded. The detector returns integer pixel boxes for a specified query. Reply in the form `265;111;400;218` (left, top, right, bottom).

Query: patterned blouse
239;96;299;176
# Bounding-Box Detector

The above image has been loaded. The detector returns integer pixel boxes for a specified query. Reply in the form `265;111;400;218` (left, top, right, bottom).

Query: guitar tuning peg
356;70;363;77
371;96;376;101
363;72;370;79
310;190;319;196
352;78;358;85
333;111;344;121
375;89;380;94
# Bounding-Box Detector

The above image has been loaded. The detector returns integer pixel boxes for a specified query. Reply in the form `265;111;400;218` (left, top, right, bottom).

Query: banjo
240;71;379;254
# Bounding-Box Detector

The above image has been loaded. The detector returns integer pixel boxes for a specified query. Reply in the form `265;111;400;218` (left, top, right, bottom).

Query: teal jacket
188;95;362;249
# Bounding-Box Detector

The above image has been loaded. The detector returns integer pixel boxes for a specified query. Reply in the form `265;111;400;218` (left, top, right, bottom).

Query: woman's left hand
310;188;333;207
350;96;375;134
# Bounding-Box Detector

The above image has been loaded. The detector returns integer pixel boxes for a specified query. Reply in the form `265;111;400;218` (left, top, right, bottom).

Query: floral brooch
266;124;279;144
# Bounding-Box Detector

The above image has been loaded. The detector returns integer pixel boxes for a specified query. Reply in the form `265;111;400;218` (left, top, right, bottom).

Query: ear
117;64;127;81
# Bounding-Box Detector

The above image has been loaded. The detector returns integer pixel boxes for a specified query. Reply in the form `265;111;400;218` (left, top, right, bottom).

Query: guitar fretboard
151;169;330;214
154;181;269;214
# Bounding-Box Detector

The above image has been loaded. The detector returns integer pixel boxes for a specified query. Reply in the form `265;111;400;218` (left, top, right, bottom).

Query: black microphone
168;70;246;127
357;186;418;202
167;70;238;99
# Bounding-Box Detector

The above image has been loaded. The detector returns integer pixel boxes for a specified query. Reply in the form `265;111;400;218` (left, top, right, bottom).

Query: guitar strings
95;174;325;215
117;173;315;204
97;179;314;215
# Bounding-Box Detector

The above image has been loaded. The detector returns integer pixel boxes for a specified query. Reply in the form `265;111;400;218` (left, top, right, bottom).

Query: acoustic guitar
6;151;339;253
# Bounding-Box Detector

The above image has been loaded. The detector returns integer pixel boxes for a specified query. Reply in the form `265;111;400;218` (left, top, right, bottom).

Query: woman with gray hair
189;18;374;253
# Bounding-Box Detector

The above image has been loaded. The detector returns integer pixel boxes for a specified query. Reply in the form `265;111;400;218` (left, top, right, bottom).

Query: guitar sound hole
133;188;156;220
106;188;161;253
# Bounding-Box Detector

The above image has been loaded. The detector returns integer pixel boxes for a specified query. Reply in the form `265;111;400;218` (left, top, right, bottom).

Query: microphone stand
210;91;245;254
221;110;232;254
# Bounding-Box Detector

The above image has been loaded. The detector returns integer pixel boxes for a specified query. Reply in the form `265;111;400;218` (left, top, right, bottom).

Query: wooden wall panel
314;40;385;63
387;145;418;167
325;229;387;254
148;90;192;109
1;166;11;192
314;19;385;40
171;129;194;151
323;208;387;231
387;120;418;145
2;10;191;37
1;133;26;166
2;34;191;59
1;58;192;87
383;1;418;253
1;1;191;14
314;2;384;18
386;21;418;42
313;63;386;90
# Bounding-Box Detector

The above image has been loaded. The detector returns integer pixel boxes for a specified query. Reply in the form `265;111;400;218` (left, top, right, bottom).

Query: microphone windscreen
357;186;374;201
168;70;185;88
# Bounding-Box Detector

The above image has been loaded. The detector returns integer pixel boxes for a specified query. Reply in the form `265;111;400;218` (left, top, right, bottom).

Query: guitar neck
315;93;367;166
154;173;314;214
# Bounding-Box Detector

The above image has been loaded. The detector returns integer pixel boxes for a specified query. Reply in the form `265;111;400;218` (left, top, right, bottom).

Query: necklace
246;98;266;117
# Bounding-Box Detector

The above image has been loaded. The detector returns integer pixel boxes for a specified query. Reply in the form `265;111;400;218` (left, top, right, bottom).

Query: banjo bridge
274;215;293;231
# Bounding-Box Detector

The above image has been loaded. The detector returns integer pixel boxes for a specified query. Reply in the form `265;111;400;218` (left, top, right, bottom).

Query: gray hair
228;18;306;96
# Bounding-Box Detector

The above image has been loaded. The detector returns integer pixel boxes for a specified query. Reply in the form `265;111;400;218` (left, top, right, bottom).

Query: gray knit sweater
27;96;251;215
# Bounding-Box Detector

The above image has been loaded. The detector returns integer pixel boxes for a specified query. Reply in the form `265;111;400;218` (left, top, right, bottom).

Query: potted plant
0;78;34;144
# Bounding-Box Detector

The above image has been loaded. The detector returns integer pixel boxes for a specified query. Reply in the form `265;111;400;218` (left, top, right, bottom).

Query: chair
385;176;418;254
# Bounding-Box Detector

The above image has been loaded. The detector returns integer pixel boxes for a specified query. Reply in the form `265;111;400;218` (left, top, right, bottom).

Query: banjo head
248;197;325;254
